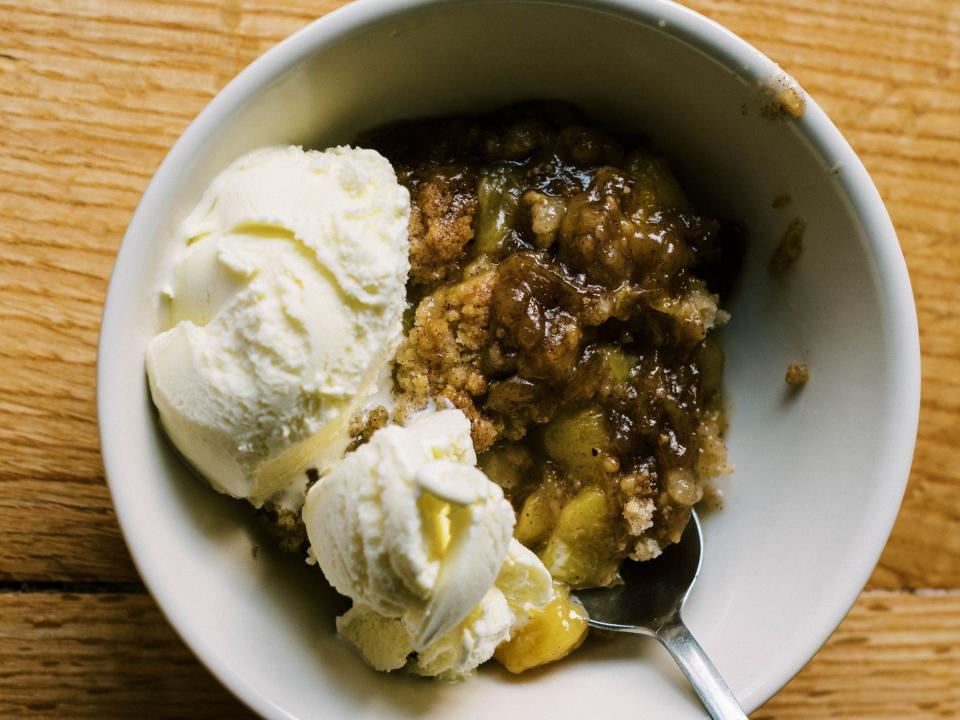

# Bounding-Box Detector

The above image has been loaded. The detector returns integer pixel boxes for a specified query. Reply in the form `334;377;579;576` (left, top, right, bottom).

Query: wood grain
0;591;248;719
1;0;958;587
0;590;955;719
1;0;958;586
756;591;960;719
0;0;957;717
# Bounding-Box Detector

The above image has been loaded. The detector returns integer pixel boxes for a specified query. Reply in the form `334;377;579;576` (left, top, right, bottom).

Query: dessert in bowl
97;0;919;717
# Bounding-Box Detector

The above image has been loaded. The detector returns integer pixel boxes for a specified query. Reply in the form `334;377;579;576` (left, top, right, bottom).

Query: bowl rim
97;0;921;716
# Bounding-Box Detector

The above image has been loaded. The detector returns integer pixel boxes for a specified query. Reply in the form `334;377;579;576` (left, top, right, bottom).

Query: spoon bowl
577;512;704;634
575;511;747;720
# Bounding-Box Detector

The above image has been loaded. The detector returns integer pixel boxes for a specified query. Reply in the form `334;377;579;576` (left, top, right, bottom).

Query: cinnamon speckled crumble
364;103;744;582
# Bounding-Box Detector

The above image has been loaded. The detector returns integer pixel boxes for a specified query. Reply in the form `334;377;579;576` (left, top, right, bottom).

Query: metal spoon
575;511;747;720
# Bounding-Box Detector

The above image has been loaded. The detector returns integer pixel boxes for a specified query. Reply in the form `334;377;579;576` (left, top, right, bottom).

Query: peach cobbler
363;102;743;590
148;101;743;679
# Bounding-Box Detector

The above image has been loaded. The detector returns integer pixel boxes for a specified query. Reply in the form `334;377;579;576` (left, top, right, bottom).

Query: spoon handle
657;613;747;720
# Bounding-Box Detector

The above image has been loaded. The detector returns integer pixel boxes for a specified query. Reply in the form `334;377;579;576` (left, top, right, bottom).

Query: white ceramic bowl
98;1;920;717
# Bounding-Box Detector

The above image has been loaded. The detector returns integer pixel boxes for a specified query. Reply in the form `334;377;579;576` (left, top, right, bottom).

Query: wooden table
1;1;958;716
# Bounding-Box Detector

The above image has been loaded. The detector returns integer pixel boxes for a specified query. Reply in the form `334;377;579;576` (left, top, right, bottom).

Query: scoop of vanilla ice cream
146;146;409;504
338;540;553;678
334;604;414;672
303;408;555;678
413;540;554;678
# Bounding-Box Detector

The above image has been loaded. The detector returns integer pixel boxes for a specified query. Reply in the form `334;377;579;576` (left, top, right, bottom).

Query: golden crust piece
407;168;478;286
785;362;810;387
395;261;500;450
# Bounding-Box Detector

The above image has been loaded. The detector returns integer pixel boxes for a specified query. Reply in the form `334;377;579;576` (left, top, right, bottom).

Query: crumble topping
786;362;810;387
367;103;743;581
